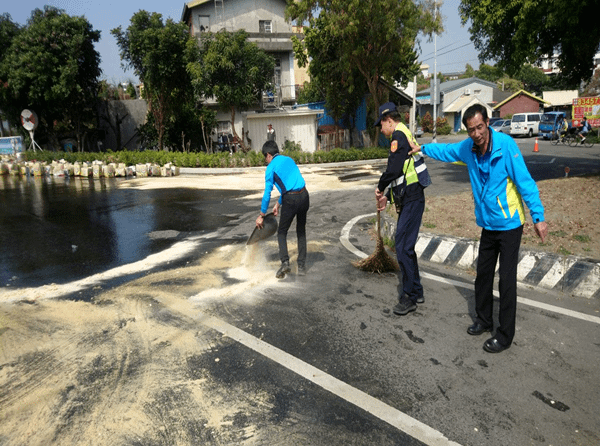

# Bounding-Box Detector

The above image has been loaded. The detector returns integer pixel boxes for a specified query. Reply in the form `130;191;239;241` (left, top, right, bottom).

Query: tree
292;16;367;141
0;13;22;136
462;63;477;78
496;77;523;92
514;64;547;94
296;81;324;104
112;11;199;151
475;63;504;83
416;72;430;92
125;82;136;99
286;0;441;129
0;7;101;150
188;30;275;153
459;0;600;86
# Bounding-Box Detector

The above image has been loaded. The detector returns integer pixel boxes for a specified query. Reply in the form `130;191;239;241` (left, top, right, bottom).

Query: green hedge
22;147;389;168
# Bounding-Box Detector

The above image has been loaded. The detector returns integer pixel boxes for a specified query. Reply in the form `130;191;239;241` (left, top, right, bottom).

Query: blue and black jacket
261;154;306;214
422;128;545;231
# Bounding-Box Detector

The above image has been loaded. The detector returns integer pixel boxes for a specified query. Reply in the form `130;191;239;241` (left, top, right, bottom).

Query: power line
421;40;474;59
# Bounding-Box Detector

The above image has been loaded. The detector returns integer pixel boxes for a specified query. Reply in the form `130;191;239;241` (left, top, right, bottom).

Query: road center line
342;214;600;325
198;313;461;446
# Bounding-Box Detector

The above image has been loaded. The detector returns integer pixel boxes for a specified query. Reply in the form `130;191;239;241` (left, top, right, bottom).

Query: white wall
444;82;494;107
189;0;291;34
243;109;322;153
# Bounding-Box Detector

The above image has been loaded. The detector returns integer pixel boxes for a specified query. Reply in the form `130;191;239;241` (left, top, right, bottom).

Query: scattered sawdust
118;163;380;199
421;174;600;261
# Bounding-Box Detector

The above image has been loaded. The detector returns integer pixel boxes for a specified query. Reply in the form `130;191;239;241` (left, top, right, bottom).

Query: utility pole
433;1;438;143
411;74;417;135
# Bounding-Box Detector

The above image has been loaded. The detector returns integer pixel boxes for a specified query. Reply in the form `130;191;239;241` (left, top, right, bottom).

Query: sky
3;0;478;85
417;0;480;76
3;0;185;85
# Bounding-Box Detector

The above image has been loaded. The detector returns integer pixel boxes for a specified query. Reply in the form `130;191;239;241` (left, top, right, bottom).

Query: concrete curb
372;213;600;299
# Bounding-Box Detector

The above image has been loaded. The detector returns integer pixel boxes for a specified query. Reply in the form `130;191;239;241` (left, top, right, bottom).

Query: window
273;57;281;86
259;20;272;33
474;89;481;95
216;121;231;135
196;15;209;33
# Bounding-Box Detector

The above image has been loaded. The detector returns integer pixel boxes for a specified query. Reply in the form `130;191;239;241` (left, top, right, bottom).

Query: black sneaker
297;265;306;276
393;296;417;315
276;261;291;279
416;296;424;304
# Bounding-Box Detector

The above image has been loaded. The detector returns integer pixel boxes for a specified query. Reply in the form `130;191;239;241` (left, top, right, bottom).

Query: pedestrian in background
256;140;309;278
267;123;276;142
374;102;431;316
409;104;548;353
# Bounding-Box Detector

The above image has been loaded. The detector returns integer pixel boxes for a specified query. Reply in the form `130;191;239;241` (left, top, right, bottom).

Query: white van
510;113;542;137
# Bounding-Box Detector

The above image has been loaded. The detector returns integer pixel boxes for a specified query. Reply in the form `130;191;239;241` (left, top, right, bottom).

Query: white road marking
199;314;462;446
344;214;600;326
340;213;374;259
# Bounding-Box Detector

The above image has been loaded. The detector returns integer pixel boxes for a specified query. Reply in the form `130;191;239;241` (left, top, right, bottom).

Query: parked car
510;112;542;137
491;119;511;134
488;117;503;126
415;126;423;137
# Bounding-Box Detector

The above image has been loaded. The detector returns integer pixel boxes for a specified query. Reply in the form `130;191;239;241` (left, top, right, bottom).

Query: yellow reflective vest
390;123;431;189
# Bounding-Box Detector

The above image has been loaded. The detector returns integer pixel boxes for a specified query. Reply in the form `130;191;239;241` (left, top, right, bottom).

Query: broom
353;201;399;273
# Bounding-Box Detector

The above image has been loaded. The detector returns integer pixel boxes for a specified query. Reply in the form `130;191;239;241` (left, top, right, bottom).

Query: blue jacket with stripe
422;128;545;231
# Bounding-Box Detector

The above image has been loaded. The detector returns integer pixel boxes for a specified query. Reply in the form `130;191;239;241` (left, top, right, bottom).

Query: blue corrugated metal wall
294;96;367;132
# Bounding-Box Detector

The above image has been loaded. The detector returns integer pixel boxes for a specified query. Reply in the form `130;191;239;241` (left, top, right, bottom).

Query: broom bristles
353;236;399;273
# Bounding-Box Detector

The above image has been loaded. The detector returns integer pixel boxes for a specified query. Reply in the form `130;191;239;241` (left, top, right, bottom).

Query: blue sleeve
261;164;275;214
422;139;469;164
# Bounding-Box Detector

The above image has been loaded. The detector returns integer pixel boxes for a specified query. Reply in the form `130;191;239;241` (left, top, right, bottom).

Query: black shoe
276;261;291;279
416;296;424;304
393;297;417;316
467;322;492;336
483;337;509;353
297;265;306;276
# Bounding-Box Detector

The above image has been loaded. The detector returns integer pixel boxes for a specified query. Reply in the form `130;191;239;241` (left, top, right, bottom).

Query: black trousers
278;189;310;266
474;225;523;346
395;197;425;302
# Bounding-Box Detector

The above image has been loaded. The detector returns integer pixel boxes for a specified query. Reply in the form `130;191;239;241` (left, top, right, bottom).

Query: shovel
247;212;278;245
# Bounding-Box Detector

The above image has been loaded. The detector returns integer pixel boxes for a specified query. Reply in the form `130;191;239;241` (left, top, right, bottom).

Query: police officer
375;102;431;315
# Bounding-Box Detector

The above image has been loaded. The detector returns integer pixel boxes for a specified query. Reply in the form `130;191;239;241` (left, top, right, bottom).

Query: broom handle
376;208;381;239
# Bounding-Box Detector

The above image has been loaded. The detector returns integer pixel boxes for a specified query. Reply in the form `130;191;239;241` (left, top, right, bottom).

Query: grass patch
382;236;395;250
550;230;567;238
573;234;591;243
423;222;436;229
557;246;572;256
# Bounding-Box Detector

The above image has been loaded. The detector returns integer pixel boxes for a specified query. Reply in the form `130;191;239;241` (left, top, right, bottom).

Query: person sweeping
374;103;432;316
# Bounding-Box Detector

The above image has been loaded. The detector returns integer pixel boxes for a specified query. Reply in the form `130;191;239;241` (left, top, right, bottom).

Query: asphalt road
1;135;599;445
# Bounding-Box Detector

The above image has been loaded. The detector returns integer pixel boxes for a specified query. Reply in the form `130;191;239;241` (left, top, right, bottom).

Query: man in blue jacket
256;140;309;278
409;104;548;353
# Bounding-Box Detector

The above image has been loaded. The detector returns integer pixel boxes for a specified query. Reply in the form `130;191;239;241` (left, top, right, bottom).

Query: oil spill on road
532;390;570;411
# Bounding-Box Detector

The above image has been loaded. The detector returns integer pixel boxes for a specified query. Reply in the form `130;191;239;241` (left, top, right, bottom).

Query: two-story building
181;0;325;152
416;77;499;132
